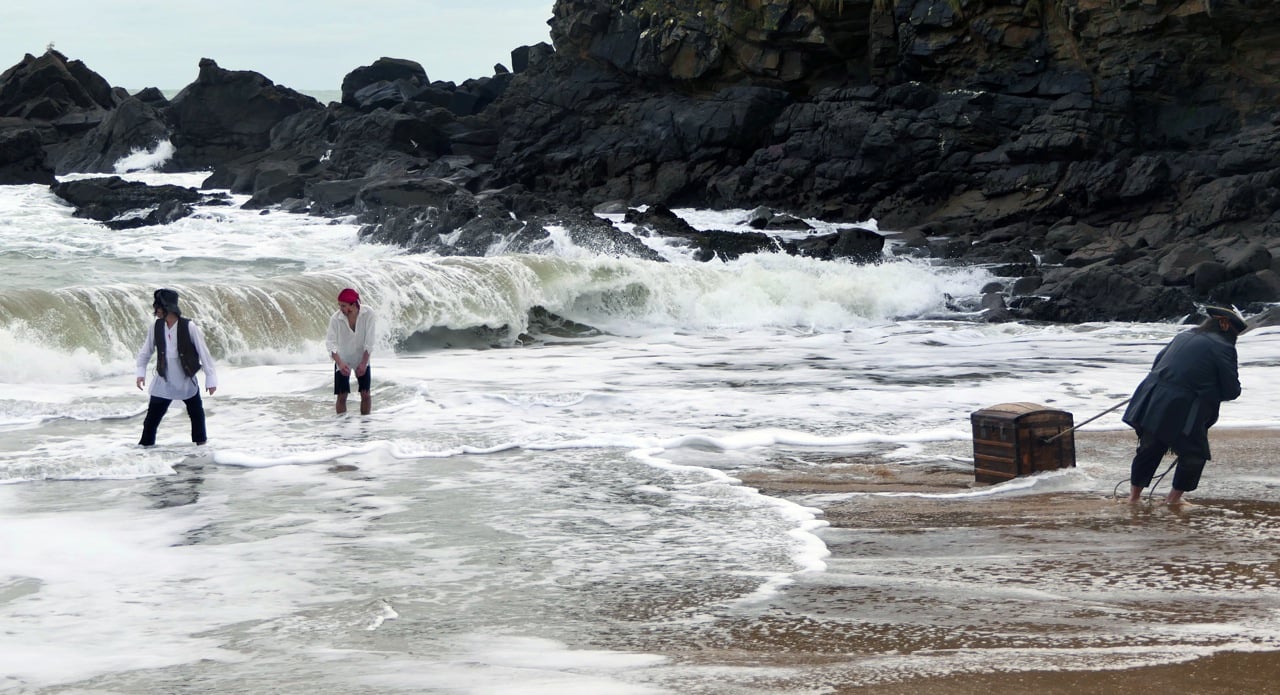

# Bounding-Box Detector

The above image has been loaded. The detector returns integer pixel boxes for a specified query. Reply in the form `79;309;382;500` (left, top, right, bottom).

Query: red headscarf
338;288;360;305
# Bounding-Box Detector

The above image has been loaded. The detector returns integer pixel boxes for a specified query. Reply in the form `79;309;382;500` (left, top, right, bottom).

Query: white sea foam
4;175;1280;691
113;139;177;173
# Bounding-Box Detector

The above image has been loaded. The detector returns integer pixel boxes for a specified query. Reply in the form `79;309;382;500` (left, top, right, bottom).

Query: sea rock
0;127;54;184
0;49;116;120
624;204;778;262
48;95;170;174
167;58;321;171
341;57;430;107
5;0;1280;324
0;50;121;183
358;181;662;261
49;175;222;228
791;227;885;263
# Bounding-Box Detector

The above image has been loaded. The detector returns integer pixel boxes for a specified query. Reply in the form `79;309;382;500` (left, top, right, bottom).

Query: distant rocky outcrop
0;49;117;120
0;49;125;182
166;58;324;171
3;1;1279;323
0;127;54;185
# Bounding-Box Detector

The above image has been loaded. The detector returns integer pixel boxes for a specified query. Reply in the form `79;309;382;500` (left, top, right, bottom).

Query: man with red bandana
325;287;376;415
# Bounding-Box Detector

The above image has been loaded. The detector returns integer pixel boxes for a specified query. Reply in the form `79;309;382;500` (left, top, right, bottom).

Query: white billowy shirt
326;307;376;368
135;318;218;401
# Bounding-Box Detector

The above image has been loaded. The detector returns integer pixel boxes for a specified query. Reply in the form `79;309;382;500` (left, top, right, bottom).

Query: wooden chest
970;402;1076;484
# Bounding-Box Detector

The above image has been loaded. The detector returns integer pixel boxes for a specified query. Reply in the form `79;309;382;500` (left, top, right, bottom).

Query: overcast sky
4;1;556;92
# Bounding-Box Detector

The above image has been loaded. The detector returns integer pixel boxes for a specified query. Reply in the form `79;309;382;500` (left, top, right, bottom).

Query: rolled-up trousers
1130;430;1206;492
139;393;207;446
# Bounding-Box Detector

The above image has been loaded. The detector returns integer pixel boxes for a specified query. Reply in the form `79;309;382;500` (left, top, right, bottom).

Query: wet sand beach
711;429;1280;694
832;650;1280;695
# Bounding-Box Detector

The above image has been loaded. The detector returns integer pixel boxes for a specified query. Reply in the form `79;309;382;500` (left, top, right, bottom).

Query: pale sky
4;1;556;92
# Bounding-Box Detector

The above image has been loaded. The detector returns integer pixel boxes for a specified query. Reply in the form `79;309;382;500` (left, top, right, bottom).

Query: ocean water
2;152;1279;693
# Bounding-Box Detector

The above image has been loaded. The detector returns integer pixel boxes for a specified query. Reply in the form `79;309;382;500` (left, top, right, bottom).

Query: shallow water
2;172;1279;693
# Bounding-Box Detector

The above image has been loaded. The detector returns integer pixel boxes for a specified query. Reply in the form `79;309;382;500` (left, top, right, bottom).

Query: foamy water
1;169;1279;693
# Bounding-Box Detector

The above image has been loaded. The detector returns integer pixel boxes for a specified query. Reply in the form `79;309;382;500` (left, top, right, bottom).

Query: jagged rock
341;57;429;107
511;43;555;74
791;227;885;263
623;204;774;261
0;49;115;120
167;58;321;170
0;127;54;184
358;184;662;261
1210;269;1280;307
0;50;123;181
102;199;197;230
49;176;215;227
48;95;170;174
980;291;1014;323
132;87;169;107
526;208;664;260
4;0;1279;324
745;206;811;230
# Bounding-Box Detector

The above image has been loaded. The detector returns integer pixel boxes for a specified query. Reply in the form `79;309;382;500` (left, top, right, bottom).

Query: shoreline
831;649;1280;694
730;428;1280;694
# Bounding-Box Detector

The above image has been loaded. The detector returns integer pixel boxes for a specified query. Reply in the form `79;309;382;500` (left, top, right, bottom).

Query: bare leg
336;392;348;414
1166;489;1190;506
1127;484;1144;503
359;389;371;415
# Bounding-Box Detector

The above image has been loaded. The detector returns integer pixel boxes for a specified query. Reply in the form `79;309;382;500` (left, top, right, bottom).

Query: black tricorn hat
153;288;181;316
1205;305;1247;333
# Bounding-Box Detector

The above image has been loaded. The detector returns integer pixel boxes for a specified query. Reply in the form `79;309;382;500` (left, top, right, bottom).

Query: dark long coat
1121;328;1240;459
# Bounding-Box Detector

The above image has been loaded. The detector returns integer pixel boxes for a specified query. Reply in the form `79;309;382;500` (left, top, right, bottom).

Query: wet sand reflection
674;430;1280;692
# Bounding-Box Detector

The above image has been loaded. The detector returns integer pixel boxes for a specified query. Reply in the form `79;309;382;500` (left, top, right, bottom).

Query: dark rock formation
620;203;884;262
49;176;225;229
341;57;431;108
484;0;1280;321
3;0;1279;325
0;49;116;120
0;50;123;182
0;127;54;184
792;226;885;263
49;95;170;174
353;177;664;260
167;58;322;171
624;204;780;261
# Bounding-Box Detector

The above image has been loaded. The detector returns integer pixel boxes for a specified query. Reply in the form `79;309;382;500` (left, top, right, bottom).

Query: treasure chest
970;402;1075;484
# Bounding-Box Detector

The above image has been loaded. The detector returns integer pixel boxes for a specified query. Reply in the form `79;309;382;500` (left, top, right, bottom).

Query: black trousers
1130;430;1206;492
139;393;207;446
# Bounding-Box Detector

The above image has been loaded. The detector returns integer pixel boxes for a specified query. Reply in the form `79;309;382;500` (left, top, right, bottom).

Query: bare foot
1166;497;1195;507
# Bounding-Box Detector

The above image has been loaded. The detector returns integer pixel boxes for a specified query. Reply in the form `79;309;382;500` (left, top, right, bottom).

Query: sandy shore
831;649;1280;694
729;428;1280;694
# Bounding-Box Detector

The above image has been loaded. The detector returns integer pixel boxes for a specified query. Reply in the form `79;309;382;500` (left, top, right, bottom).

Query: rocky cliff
496;0;1280;322
2;0;1278;324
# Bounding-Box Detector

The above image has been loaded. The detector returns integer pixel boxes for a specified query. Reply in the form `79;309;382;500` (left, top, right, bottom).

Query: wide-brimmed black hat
1205;305;1247;333
153;288;181;316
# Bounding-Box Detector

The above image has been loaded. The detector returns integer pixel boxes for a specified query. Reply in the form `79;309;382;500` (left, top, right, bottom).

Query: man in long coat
1122;306;1246;505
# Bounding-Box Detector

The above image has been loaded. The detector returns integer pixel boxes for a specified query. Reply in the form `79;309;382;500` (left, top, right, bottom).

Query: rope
1043;397;1131;444
1112;458;1179;502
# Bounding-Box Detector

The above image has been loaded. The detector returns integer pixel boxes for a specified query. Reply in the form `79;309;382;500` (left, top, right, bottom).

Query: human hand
136;377;145;390
338;362;351;376
355;364;367;377
207;386;217;395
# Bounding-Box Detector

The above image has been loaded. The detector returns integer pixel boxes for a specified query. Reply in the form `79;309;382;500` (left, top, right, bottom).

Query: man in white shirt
325;287;376;415
135;288;218;446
